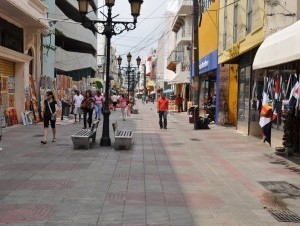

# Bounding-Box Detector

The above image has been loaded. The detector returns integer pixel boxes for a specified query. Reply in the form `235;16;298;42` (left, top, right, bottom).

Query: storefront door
237;66;251;134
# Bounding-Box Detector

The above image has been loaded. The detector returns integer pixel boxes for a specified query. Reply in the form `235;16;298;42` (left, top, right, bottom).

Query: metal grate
267;208;300;222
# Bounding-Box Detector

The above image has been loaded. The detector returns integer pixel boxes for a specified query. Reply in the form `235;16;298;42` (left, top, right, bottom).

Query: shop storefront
0;59;18;126
236;49;258;135
168;71;190;111
217;64;238;126
199;50;218;122
252;20;300;152
0;1;48;126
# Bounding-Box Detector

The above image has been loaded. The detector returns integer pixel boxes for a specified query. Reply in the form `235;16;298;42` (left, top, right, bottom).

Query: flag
272;77;280;121
259;78;272;145
289;74;299;108
274;77;280;100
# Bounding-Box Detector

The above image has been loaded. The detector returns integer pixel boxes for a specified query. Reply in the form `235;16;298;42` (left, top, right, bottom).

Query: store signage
199;60;209;70
228;43;240;58
199;50;218;74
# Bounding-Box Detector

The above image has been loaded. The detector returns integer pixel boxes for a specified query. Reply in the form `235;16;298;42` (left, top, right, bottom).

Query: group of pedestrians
40;88;181;144
40;89;135;144
72;90;106;129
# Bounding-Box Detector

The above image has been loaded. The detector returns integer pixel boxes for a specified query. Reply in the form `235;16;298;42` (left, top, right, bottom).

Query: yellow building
197;0;220;122
218;0;265;134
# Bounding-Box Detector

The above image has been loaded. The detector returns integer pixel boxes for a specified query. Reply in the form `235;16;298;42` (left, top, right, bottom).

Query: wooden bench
112;122;133;150
71;120;100;149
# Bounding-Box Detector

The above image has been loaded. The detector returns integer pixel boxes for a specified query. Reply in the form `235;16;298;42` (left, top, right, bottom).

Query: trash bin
188;107;195;123
196;116;210;129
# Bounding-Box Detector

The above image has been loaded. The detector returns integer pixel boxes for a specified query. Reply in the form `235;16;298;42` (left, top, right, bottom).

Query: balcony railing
177;32;192;46
177;0;193;15
167;50;184;65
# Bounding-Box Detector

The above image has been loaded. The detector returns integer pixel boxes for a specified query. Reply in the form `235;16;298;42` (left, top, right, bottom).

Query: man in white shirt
111;94;119;111
73;90;84;122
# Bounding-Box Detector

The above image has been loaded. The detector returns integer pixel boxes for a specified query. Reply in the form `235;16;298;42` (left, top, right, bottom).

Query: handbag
80;101;87;109
47;101;56;121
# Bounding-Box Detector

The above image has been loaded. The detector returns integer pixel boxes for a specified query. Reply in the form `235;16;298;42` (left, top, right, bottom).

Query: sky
97;0;176;65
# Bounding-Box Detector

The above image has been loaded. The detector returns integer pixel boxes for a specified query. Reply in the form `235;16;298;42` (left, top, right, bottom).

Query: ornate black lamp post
117;53;141;101
78;0;143;146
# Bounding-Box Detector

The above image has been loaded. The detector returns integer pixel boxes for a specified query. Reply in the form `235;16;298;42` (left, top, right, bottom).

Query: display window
200;75;216;121
237;66;251;122
251;69;296;131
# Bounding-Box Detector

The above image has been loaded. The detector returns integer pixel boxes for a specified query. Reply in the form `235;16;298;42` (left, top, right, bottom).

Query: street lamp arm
85;19;137;36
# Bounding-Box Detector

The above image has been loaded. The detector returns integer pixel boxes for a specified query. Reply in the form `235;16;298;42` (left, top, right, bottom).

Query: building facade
218;0;300;149
196;0;220;123
0;0;49;125
43;0;97;81
167;0;193;111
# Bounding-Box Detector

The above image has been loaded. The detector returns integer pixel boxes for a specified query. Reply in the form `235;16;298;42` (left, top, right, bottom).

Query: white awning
253;20;300;70
168;71;190;85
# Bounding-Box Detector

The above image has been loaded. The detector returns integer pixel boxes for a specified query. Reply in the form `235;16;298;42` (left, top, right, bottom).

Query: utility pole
193;0;200;129
193;0;200;106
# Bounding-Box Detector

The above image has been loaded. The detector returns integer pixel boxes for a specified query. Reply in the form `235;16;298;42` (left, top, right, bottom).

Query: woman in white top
73;90;84;122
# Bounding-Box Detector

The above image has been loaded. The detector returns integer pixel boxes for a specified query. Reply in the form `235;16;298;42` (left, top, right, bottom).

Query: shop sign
199;50;218;74
228;43;240;58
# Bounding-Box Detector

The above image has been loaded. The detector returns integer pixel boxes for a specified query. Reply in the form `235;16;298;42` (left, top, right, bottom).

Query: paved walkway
0;101;300;225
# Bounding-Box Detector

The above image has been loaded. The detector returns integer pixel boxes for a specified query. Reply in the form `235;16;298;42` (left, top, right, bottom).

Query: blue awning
163;89;174;94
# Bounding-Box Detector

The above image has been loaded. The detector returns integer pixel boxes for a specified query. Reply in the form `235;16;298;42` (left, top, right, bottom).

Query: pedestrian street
0;101;300;225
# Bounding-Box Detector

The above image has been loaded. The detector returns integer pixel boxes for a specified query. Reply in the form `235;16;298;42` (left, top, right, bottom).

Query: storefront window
238;66;251;122
200;75;216;121
251;69;295;131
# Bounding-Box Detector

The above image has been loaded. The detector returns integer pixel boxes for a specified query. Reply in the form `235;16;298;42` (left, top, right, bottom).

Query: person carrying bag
41;91;57;144
81;90;95;129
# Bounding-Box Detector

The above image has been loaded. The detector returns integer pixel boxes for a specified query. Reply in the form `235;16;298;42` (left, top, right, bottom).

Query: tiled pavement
0;101;300;225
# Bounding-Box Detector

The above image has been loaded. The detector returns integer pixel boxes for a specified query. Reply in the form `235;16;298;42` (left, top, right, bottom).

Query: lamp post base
100;137;111;146
100;107;111;146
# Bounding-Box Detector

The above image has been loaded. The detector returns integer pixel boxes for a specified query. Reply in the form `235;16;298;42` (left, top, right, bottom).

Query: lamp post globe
105;0;115;7
136;56;141;67
129;0;143;19
127;52;132;63
77;0;89;13
117;56;122;67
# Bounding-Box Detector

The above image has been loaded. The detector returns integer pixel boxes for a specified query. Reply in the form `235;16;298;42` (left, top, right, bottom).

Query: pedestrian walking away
127;97;132;117
41;91;57;144
60;97;71;120
175;94;183;112
157;93;169;129
111;93;119;111
120;94;127;120
80;90;95;129
94;90;104;120
73;90;84;122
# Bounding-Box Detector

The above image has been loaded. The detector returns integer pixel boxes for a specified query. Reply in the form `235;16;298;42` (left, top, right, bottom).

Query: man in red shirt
157;93;169;129
175;94;183;112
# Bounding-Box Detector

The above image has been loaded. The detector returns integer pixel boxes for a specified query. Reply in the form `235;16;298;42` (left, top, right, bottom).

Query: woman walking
80;90;94;129
41;91;57;144
94;90;104;120
120;94;127;120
